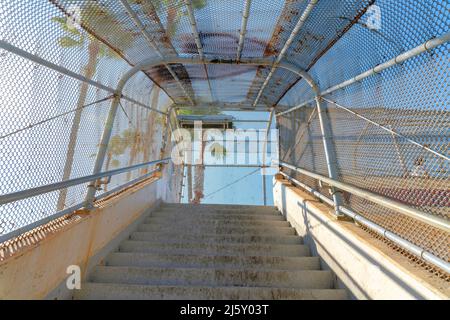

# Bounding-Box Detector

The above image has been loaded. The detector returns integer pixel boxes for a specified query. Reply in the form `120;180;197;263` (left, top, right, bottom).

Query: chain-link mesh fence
0;1;175;242
278;0;449;274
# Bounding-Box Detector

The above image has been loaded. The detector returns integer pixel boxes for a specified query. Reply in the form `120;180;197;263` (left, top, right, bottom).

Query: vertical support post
187;164;193;203
315;96;344;217
179;164;186;202
84;94;121;207
262;108;275;206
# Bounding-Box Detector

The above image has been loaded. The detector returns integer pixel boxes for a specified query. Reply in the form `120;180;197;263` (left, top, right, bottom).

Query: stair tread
144;217;290;227
130;232;302;244
162;204;277;210
91;266;334;289
76;204;344;300
149;212;285;220
119;240;310;257
120;240;307;251
155;208;280;215
106;252;319;270
76;283;347;300
137;224;296;235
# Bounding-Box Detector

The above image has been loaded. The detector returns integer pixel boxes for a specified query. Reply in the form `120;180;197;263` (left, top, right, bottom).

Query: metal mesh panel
278;0;449;269
97;80;168;196
278;106;331;198
0;1;172;239
0;48;110;235
246;0;372;105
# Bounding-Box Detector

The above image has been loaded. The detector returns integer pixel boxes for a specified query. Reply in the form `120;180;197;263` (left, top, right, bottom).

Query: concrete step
76;204;345;300
119;240;310;257
144;217;291;228
76;283;347;300
90;266;334;289
137;224;296;236
149;211;285;221
106;253;320;270
129;232;302;245
158;206;279;215
162;203;277;212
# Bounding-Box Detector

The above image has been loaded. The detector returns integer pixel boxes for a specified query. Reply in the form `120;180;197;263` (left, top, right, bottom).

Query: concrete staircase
75;204;347;300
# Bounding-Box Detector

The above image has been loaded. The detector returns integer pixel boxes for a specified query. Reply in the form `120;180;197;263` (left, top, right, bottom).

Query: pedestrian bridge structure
0;0;448;299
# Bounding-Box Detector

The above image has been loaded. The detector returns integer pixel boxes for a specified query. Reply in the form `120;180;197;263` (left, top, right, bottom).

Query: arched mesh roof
46;0;377;107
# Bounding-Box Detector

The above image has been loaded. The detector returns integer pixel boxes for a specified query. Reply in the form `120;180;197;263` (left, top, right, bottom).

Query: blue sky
180;110;277;205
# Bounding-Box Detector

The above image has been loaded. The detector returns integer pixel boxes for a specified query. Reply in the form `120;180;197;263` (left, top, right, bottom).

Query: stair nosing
77;282;346;296
94;265;329;275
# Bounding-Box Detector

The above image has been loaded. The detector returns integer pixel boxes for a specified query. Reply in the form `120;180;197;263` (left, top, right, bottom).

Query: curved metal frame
84;56;344;212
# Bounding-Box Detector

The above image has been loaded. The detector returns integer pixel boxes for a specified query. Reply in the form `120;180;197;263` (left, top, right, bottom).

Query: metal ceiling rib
183;0;214;102
251;0;319;107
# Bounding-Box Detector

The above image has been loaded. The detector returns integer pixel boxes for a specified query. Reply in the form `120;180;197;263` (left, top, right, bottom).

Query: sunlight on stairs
75;204;347;300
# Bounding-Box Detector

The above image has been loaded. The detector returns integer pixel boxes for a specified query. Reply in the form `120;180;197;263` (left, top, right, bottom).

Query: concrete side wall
0;177;169;300
273;178;448;300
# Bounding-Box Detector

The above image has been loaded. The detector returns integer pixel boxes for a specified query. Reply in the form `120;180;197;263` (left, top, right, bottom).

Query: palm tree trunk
140;86;160;175
57;40;100;211
103;152;112;192
126;131;140;181
192;141;206;204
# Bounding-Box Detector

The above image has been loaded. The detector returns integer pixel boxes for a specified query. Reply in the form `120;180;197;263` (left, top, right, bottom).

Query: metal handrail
278;161;450;233
0;158;170;206
276;31;450;117
278;171;450;274
0;168;160;244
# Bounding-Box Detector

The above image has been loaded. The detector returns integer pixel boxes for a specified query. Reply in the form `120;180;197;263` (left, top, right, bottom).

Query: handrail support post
84;94;121;208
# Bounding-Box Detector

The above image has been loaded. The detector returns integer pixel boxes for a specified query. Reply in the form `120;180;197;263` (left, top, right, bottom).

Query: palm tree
136;0;212;203
190;140;226;204
178;108;227;204
53;3;135;210
140;86;162;175
134;0;207;37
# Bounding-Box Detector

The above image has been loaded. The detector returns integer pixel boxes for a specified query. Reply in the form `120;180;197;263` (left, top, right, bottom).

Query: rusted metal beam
183;0;214;102
49;0;177;104
252;0;319;107
273;0;375;107
119;0;195;105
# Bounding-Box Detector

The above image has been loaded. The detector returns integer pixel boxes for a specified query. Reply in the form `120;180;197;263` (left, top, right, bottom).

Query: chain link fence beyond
278;1;449;268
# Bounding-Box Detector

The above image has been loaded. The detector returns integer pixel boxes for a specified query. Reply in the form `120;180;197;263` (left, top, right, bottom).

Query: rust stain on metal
306;0;376;70
49;0;189;104
274;0;376;107
50;0;130;67
245;0;301;102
